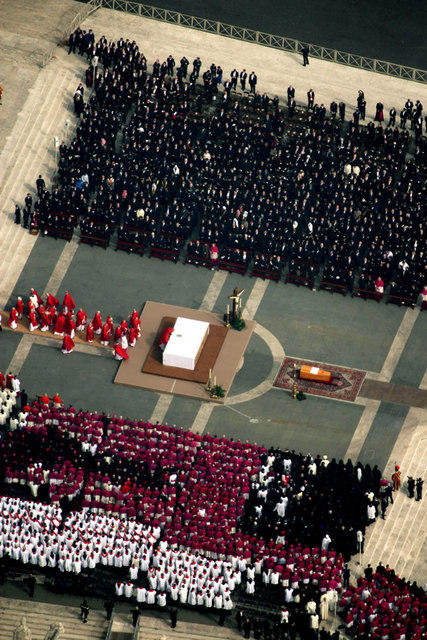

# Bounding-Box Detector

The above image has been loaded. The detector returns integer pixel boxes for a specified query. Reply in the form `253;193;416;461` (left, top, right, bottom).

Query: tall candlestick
227;304;229;314
213;376;216;387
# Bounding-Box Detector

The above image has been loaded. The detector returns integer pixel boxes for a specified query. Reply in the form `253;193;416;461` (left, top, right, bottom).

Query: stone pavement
0;0;425;624
80;6;427;121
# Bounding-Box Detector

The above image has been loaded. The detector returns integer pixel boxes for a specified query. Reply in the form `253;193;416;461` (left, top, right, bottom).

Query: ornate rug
274;357;366;402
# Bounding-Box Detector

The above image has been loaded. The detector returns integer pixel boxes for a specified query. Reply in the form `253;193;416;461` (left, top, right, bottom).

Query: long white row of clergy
0;497;240;607
0;388;19;426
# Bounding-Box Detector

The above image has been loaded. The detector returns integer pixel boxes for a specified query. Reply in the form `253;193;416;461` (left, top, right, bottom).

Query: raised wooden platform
143;316;228;383
114;301;255;403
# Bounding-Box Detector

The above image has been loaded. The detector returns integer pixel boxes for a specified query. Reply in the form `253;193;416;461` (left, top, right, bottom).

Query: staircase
110;610;243;640
0;596;108;640
0;48;88;310
362;422;427;584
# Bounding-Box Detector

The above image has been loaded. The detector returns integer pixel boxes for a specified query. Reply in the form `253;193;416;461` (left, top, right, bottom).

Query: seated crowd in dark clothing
14;28;426;305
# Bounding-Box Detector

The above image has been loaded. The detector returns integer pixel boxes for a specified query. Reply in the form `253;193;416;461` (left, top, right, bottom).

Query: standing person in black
307;89;314;109
170;607;177;628
27;573;36;597
236;610;244;632
359;99;366;120
249;72;257;93
389;107;396;126
36;175;45;196
302;44;310;66
407;476;415;498
23;206;30;229
132;607;140;627
415;478;423;501
339;101;346;121
104;600;114;620
80;600;89;623
243;616;252;639
14;205;21;225
330;101;337;119
287;85;295;106
20;389;28;409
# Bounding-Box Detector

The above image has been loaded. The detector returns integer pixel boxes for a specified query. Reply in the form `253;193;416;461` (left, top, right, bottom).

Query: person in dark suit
287;85;295;106
339;101;346;121
307;89;314;109
239;69;247;91
302;44;310;66
170;607;177;628
389;107;396;126
248;71;257;93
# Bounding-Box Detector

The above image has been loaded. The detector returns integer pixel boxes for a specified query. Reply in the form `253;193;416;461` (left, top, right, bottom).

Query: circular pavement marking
226;322;285;406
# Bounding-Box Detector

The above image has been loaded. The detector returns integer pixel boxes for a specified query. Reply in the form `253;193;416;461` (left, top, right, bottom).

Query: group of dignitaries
7;288;141;359
0;386;425;637
14;28;425;306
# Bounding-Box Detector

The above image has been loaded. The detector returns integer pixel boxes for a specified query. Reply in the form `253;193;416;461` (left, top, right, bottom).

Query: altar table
163;317;209;370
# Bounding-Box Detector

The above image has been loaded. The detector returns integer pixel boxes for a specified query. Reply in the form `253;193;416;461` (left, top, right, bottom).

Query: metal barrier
40;0;102;67
75;0;427;83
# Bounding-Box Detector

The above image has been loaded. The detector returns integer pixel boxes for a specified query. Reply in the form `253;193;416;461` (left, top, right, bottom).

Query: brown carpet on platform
361;379;427;409
143;317;228;383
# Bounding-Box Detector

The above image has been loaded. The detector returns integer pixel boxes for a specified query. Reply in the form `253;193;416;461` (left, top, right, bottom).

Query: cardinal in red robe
54;313;66;336
159;326;174;351
47;305;57;327
27;299;34;315
46;293;59;308
113;344;129;360
129;327;138;347
375;276;384;298
92;311;102;334
63;291;76;314
106;315;114;334
39;306;50;332
86;322;94;343
16;297;24;319
0;371;4;389
8;308;18;329
130;310;141;337
6;373;15;389
114;325;122;344
100;322;111;346
76;309;87;332
29;309;39;332
65;313;76;338
120;319;128;334
61;334;75;354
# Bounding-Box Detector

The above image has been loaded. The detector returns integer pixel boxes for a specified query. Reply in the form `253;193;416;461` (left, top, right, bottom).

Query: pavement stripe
149;394;174;424
343;398;381;463
6;334;34;375
191;402;215;434
42;238;79;298
243;279;269;320
198;270;228;311
379;308;419;382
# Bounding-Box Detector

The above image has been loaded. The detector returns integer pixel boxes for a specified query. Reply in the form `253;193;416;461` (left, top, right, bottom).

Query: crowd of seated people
12;28;426;306
0;391;425;634
339;564;426;639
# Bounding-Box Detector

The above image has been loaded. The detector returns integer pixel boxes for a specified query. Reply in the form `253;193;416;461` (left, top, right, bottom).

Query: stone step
363;429;424;566
0;67;75;219
0;72;51;195
0;72;61;217
0;597;108;640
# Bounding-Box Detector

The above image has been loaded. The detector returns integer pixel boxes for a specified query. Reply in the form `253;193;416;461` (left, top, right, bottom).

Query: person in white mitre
321;534;331;551
157;592;166;607
136;587;146;603
130;562;138;580
121;332;128;351
115;582;124;597
146;589;156;605
306;599;317;615
246;578;255;595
